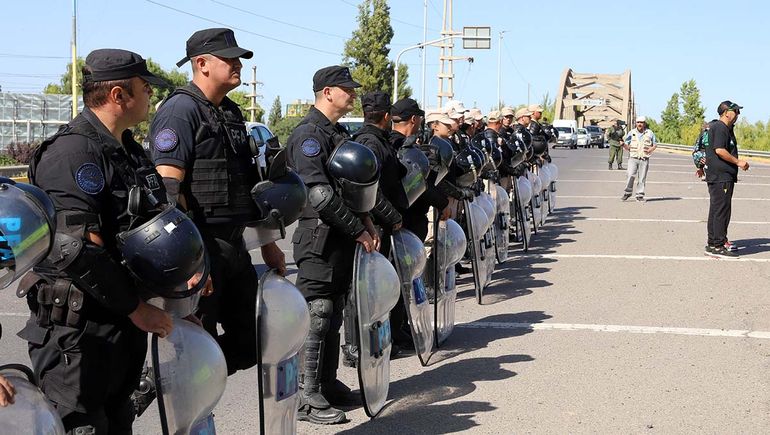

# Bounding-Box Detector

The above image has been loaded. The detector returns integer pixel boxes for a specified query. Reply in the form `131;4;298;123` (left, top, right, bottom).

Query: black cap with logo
717;100;743;115
391;98;425;119
312;66;361;92
177;28;253;67
83;49;168;86
361;91;391;113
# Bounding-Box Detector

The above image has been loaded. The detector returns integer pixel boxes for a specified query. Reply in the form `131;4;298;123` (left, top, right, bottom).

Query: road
1;147;768;433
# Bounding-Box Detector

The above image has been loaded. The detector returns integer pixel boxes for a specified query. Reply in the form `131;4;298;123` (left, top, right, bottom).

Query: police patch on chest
75;163;105;195
154;128;178;152
301;138;321;157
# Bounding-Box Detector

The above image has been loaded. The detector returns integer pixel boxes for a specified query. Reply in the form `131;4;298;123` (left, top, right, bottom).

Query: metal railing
0;165;27;178
657;143;770;158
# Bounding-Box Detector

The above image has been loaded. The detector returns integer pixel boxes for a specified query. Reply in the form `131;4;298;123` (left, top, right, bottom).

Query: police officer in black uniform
149;28;285;375
19;49;176;433
286;66;377;425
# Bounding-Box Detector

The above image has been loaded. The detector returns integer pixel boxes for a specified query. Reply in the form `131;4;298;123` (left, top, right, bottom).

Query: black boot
297;299;346;425
321;330;361;407
341;294;358;368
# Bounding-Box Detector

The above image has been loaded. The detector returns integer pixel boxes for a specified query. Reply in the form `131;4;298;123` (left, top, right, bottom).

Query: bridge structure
554;69;635;128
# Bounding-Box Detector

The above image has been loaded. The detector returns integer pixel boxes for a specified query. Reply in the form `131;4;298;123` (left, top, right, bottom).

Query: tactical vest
627;129;654;158
529;120;548;154
168;86;260;226
28;112;167;246
608;126;624;143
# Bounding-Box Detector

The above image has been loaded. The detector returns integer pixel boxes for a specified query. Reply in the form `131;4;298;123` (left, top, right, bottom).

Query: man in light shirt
621;116;657;202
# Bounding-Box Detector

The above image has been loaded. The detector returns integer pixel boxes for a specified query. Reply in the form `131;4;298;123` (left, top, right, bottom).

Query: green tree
540;93;556;123
658;92;682;143
679;79;705;127
43;57;86;94
343;0;411;103
268;96;283;129
146;58;188;105
228;90;264;122
271;117;303;145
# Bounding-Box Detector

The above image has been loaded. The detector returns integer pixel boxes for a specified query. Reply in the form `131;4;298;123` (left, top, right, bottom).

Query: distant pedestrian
621;116;657;202
704;101;749;258
607;119;625;169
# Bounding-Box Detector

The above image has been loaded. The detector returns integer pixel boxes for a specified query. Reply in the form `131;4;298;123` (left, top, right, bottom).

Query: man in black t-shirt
703;100;749;258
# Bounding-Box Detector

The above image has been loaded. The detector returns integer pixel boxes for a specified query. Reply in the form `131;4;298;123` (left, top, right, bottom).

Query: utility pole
436;0;458;108
420;0;428;108
496;30;506;111
245;66;263;122
71;0;78;119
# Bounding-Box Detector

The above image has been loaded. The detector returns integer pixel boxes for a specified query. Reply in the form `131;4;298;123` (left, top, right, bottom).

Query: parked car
554;126;577;149
245;121;277;178
338;117;364;135
585;125;605;148
576;128;590;148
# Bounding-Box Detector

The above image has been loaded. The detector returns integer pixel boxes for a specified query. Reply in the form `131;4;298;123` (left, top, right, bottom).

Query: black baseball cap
717;100;743;115
83;49;167;86
177;28;253;67
391;98;424;118
312;66;361;92
361;91;391;113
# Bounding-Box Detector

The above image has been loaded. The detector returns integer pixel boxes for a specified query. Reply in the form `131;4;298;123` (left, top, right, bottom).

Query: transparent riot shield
539;164;552;218
0;180;55;289
255;271;310;434
0;364;64;434
352;247;400;418
464;199;492;305
513;175;532;252
390;229;432;366
476;192;497;286
493;184;511;263
546;162;558;212
528;170;543;234
425;217;466;347
151;319;228;435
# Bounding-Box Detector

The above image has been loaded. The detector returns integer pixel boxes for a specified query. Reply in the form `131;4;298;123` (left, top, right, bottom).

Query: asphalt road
1;147;768;434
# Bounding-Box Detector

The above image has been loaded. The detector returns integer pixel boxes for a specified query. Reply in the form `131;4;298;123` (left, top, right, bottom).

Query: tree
343;0;411;103
271;117;303;145
268;96;283;128
43;57;86;94
228;90;264;122
679;79;705;127
658;92;682;143
540;93;556;123
146;58;189;105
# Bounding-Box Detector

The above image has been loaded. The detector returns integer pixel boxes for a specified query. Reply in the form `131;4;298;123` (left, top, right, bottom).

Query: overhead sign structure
462;27;491;49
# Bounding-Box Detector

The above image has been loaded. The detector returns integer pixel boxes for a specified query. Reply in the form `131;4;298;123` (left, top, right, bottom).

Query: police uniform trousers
19;308;146;434
197;225;258;375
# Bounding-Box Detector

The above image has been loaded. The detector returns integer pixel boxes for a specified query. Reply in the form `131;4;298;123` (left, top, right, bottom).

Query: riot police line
0;39;562;435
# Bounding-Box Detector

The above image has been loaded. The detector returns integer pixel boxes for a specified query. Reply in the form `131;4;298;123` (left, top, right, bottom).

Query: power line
0;72;60;78
145;0;341;57
501;39;529;85
209;0;348;40
0;53;69;60
338;0;440;32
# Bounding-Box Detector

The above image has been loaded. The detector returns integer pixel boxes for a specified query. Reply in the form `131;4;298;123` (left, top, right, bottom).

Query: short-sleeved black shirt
705;120;738;183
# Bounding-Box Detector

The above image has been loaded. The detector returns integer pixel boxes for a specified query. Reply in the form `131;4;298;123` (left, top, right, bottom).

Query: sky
2;0;769;122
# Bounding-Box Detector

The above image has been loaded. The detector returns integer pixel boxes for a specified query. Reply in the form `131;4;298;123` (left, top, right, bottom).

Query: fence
0;92;82;149
656;143;770;158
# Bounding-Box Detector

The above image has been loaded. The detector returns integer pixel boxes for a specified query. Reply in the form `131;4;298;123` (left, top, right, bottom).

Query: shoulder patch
154;128;178;152
75;163;105;195
301;138;321;157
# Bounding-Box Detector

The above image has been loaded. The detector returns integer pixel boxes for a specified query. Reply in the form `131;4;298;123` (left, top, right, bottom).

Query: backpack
692;123;710;169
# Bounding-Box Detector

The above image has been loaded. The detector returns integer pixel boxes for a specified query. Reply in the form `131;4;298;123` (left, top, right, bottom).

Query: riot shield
546;162;558;212
513;175;533;252
255;271;311;434
390;229;432;366
493;184;511;263
352;246;400;418
476;192;497;285
425;217;466;347
0;179;55;289
151;319;228;435
528;170;543;234
0;364;65;434
538;164;552;218
464;199;492;304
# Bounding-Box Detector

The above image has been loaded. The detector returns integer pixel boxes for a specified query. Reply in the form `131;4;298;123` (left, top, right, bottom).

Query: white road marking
569;169;770;178
458;321;770;339
560;195;770;201
516;253;770;263
558;179;770;186
551;217;770;225
0;312;28;317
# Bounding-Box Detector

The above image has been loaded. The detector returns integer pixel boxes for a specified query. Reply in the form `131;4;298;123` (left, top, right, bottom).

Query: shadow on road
338;352;534;435
644;196;682;202
731;237;770;256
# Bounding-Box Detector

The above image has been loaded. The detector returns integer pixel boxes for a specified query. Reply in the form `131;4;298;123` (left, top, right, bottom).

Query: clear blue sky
2;0;768;122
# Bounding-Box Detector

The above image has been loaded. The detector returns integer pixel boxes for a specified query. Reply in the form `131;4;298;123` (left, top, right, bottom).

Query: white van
553;119;578;149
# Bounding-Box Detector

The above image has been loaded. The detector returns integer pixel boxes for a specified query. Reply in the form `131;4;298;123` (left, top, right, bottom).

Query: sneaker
724;241;738;252
636;196;645;202
621;193;631;201
704;245;715;255
707;246;738;259
608;164;613;170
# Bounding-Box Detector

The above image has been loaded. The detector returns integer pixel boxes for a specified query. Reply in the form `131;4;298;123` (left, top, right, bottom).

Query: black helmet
471;135;502;171
397;144;430;207
251;148;308;236
451;147;483;187
0;178;56;289
327;140;380;213
513;125;534;160
422;136;454;185
117;205;208;298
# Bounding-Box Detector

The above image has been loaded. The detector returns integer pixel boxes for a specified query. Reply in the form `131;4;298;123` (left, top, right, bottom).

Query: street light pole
496;30;506;111
393;35;455;105
70;0;78;119
420;0;428;108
